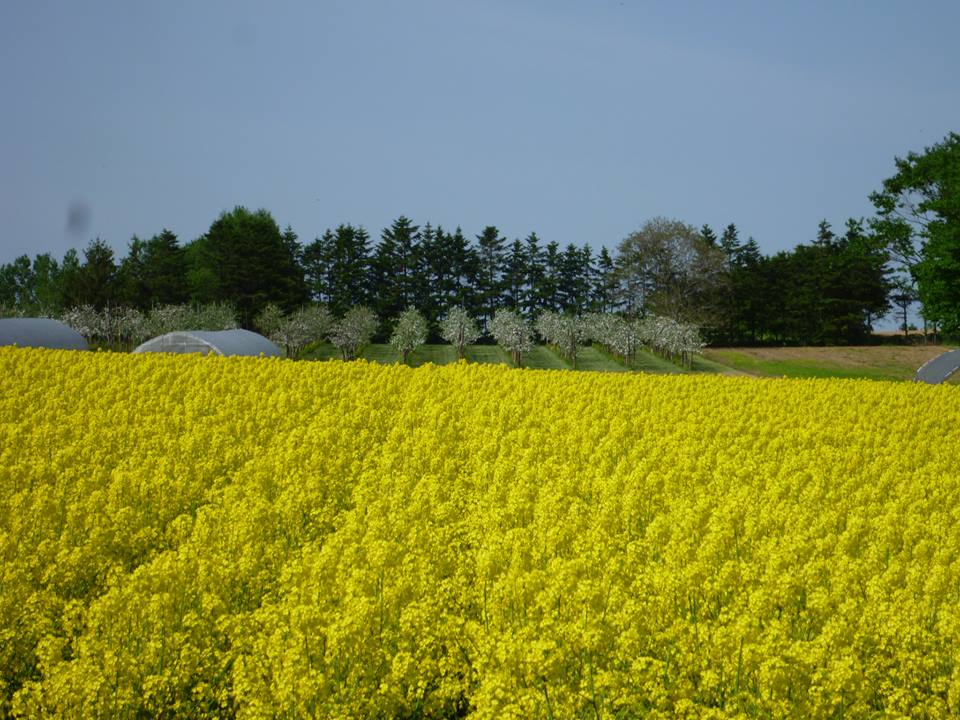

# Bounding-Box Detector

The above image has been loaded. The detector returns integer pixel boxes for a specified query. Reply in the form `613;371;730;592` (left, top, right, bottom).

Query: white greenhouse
0;318;89;350
133;329;281;358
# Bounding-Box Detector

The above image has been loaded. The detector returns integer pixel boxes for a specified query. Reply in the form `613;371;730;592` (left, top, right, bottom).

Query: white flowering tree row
60;303;237;350
51;300;703;368
582;313;642;364
637;315;706;369
585;312;705;369
263;303;703;369
535;311;590;368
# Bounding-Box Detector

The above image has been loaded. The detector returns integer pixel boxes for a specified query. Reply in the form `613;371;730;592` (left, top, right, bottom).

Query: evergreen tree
304;230;334;304
592;247;616;312
200;206;306;324
280;225;309;308
72;238;118;310
426;226;461;322
334;224;371;313
558;243;585;312
142;229;189;306
352;227;372;308
701;224;718;246
842;219;892;333
29;253;62;312
0;255;33;308
182;236;214;305
118;236;150;308
372;216;420;322
728;237;764;343
448;227;479;315
522;233;544;317
417;224;458;329
503;239;526;311
720;223;741;266
538;241;562;312
474;225;506;324
415;223;439;319
58;249;83;308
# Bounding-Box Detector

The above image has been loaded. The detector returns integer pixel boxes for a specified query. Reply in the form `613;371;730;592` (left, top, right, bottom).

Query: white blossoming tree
256;303;333;359
193;302;238;331
638;314;705;369
60;305;102;344
438;306;481;360
488;309;534;367
584;312;641;365
535;310;589;368
389;307;428;365
328;306;379;360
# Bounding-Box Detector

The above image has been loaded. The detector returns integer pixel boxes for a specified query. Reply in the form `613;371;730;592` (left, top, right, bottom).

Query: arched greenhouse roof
0;318;88;350
914;349;960;384
133;329;281;358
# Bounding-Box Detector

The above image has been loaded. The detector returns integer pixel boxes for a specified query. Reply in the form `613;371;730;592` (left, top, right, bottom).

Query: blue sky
1;0;957;270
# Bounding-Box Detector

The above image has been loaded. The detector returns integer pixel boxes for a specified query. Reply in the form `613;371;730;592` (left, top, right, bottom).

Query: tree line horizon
2;131;956;345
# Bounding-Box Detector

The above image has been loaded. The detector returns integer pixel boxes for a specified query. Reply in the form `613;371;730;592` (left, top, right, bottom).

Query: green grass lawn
408;344;458;367
575;346;631;372
522;345;569;370
301;342;942;381
705;349;921;382
628;349;685;374
690;354;739;375
464;344;513;366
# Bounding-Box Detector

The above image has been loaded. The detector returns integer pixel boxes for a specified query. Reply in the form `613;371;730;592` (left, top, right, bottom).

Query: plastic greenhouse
133;329;281;358
0;318;89;350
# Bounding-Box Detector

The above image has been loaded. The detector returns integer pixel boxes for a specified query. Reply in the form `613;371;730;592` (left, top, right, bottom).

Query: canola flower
1;346;960;718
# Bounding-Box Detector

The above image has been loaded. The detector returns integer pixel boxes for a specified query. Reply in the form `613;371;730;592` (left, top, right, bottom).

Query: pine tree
720;223;741;265
373;216;420;322
29;253;62;312
304;230;334;304
322;224;372;316
503;239;526;311
0;255;33;309
577;245;596;313
522;233;544;317
474;225;506;324
429;226;460;318
76;238;118;310
538;241;562;312
142;229;189;306
730;237;764;343
58;249;83;308
842;218;892;334
593;247;616;312
351;227;372;308
117;236;150;308
558;243;584;312
701;224;718;246
417;223;456;329
448;227;478;314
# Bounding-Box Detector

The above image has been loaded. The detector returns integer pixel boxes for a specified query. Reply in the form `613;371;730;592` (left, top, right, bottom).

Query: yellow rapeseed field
2;346;960;718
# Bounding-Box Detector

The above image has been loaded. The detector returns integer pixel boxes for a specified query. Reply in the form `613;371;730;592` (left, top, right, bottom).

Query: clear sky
1;0;957;266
